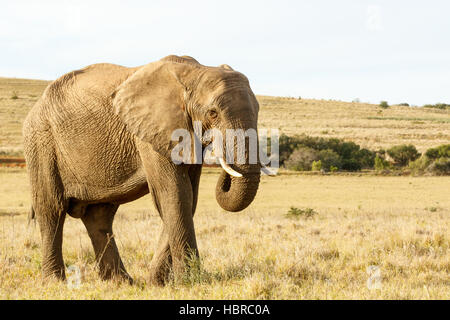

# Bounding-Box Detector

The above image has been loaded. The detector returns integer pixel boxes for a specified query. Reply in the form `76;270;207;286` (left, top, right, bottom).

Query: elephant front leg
142;151;199;285
165;200;199;282
148;226;172;285
148;165;202;286
149;183;198;284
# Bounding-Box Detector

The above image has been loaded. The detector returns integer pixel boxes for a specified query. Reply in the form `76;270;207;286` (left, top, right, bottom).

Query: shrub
342;159;361;171
278;134;376;171
397;103;410;107
423;103;450;110
11;91;18;99
379;101;389;109
336;141;360;159
311;160;322;171
374;155;390;171
352;148;376;168
285;147;318;171
408;156;431;175
317;149;341;171
428;158;450;175
278;134;305;165
425;144;450;160
387;144;420;166
409;149;449;176
286;207;318;219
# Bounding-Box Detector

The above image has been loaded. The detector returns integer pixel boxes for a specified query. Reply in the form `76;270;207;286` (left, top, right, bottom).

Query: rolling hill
1;76;449;157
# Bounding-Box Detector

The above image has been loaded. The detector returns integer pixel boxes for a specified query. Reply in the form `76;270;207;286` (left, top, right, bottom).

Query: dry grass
0;77;49;156
258;96;450;153
0;167;448;299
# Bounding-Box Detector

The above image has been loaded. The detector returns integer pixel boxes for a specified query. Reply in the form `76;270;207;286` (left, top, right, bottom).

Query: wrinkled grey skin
23;55;261;284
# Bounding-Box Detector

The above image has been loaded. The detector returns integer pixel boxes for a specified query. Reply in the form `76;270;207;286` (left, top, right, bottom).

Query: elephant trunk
215;163;261;212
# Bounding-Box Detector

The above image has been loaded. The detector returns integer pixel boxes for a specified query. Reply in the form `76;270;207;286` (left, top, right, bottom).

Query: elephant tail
27;206;35;225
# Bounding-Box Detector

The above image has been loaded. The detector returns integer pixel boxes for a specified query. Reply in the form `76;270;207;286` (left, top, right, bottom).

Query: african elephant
23;55;262;284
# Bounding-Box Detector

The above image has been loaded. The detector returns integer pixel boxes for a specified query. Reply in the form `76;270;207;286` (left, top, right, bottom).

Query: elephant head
112;55;261;212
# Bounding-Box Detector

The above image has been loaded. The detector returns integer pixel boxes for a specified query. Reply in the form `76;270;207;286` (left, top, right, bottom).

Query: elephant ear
161;55;200;66
218;64;234;71
112;61;192;156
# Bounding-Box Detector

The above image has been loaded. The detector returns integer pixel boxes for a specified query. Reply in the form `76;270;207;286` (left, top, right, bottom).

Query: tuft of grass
286;207;318;219
10;91;19;100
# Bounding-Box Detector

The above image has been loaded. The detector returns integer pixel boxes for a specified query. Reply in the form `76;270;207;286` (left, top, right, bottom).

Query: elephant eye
207;109;218;120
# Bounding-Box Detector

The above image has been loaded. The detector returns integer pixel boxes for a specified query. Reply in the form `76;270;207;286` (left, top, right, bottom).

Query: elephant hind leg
26;147;68;281
81;203;132;283
34;203;67;281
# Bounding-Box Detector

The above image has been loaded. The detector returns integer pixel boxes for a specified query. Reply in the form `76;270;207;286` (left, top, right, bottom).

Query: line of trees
279;134;449;175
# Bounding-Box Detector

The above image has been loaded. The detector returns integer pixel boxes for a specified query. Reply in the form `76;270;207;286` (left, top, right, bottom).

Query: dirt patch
0;157;26;168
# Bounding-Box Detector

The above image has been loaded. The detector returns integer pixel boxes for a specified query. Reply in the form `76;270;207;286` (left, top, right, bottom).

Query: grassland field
0;77;448;299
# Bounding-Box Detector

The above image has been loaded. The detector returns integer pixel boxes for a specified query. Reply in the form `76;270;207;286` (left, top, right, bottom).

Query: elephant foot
42;259;66;282
42;269;66;282
99;268;134;285
149;266;171;286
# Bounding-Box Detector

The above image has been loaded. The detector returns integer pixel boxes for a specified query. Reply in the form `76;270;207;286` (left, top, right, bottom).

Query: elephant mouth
217;157;275;177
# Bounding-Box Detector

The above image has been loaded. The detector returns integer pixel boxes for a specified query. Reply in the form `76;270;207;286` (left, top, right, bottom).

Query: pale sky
1;0;449;105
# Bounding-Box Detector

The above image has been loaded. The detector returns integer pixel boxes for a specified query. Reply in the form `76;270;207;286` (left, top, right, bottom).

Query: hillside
1;77;449;156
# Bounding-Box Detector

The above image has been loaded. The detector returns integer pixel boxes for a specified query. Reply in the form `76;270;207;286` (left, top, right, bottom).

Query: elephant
23;55;263;285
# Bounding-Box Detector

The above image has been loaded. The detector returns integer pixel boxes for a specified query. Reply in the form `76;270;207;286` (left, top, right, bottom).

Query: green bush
387;144;420;166
374;155;390;171
279;134;376;171
341;159;361;171
409;149;449;176
279;134;443;175
408;156;431;175
352;148;376;168
423;103;450;110
286;207;318;219
317;149;341;171
285;147;318;171
311;160;322;171
425;144;450;160
336;141;360;159
379;101;389;109
278;134;305;165
428;158;450;175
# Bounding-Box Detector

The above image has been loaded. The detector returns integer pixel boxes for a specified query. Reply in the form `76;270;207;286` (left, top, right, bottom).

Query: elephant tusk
218;157;243;177
261;166;276;176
